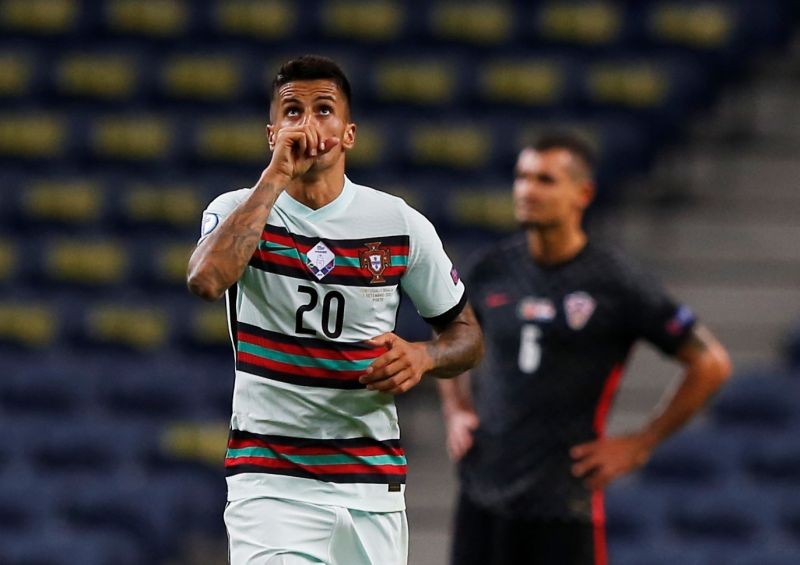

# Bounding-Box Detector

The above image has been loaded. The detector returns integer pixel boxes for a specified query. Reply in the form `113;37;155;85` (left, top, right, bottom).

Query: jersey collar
276;176;355;220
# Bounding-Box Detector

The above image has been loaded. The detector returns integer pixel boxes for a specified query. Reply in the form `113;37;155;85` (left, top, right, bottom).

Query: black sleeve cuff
422;291;468;330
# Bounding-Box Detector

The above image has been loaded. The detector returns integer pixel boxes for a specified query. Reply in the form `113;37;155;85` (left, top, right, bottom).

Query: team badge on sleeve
306;241;336;280
201;212;220;237
359;242;390;284
564;292;596;330
666;305;695;336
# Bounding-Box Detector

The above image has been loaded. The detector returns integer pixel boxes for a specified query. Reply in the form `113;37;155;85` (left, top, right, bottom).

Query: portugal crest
359;242;390;284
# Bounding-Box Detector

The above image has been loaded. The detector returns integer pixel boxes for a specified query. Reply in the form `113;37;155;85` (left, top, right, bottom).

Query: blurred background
1;0;800;564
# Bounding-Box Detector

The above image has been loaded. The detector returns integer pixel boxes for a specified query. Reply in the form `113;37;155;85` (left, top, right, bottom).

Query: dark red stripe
224;456;407;476
260;230;410;258
592;491;608;565
227;438;405;457
237;351;362;381
238;330;386;361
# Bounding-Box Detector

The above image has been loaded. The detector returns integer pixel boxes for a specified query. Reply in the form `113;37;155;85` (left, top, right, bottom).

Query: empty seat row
0;50;710;112
0;112;653;182
0;0;785;56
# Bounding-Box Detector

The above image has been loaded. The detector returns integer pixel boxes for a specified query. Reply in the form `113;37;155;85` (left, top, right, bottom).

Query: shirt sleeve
197;188;251;243
399;205;466;327
622;258;696;356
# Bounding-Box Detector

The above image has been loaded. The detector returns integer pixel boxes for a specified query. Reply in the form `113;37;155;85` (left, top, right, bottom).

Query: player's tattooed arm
570;324;731;490
427;304;485;379
187;175;287;301
360;303;484;395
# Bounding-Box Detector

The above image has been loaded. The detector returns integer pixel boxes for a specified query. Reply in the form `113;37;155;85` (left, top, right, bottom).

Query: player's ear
579;180;595;210
341;122;356;151
266;124;275;151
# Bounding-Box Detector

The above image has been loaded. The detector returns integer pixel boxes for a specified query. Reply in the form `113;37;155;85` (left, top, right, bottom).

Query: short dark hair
270;55;352;111
532;131;597;178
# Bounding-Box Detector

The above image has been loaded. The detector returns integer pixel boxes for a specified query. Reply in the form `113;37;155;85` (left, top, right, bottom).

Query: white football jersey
199;176;466;512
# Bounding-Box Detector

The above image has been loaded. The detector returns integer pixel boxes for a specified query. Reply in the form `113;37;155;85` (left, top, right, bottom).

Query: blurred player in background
438;133;731;565
187;55;483;565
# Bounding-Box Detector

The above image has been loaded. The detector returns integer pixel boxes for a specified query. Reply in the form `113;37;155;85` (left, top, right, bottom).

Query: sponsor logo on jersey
485;292;510;308
306;241;336;280
564;291;596;330
359;242;390;283
200;212;219;237
518;297;556;321
666;305;695;336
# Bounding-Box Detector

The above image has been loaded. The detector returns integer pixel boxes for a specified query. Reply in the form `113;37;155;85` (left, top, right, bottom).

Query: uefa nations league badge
306;241;336;280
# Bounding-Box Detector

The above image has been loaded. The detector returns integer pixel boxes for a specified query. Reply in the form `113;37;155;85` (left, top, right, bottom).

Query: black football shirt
459;233;695;521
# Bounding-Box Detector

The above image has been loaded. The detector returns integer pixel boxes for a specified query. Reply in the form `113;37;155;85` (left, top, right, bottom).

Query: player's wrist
258;165;292;191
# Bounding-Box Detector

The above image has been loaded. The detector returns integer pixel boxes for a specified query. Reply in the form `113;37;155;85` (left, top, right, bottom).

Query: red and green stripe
248;224;409;286
225;430;407;484
236;322;387;389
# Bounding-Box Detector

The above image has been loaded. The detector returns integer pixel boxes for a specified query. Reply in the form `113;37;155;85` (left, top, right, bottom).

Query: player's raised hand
360;333;434;395
266;125;340;181
569;434;654;490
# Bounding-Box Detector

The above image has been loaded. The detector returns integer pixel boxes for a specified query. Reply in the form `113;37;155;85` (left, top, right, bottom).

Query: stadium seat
42;238;129;286
82;303;171;350
0;49;38;99
0;238;18;284
605;479;665;543
743;431;800;485
193;115;267;164
711;371;800;431
0;366;85;417
533;2;627;47
666;486;771;544
89;114;176;161
721;546;800;565
56;471;196;560
478;56;576;108
0;0;81;35
371;57;463;106
610;541;714;565
19;178;105;227
98;363;200;422
212;0;297;40
0;112;69;159
118;181;206;231
427;2;515;45
320;0;407;42
160;53;246;102
55;51;142;100
406;121;496;170
641;425;739;485
0;301;59;347
104;0;192;37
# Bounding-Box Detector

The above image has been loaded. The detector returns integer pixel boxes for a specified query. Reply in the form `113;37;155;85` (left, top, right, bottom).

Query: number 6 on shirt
518;324;542;374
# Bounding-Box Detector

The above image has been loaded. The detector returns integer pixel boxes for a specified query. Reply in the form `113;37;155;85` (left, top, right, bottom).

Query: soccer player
437;134;731;565
186;55;483;565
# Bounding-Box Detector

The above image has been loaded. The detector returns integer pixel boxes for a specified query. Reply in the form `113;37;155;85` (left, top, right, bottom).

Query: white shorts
224;496;408;565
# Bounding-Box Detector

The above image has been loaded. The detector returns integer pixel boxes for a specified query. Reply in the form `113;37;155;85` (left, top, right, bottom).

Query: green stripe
238;341;373;371
226;446;406;466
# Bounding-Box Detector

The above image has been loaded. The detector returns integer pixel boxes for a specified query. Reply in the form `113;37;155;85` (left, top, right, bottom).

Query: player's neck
526;226;587;266
285;166;346;210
